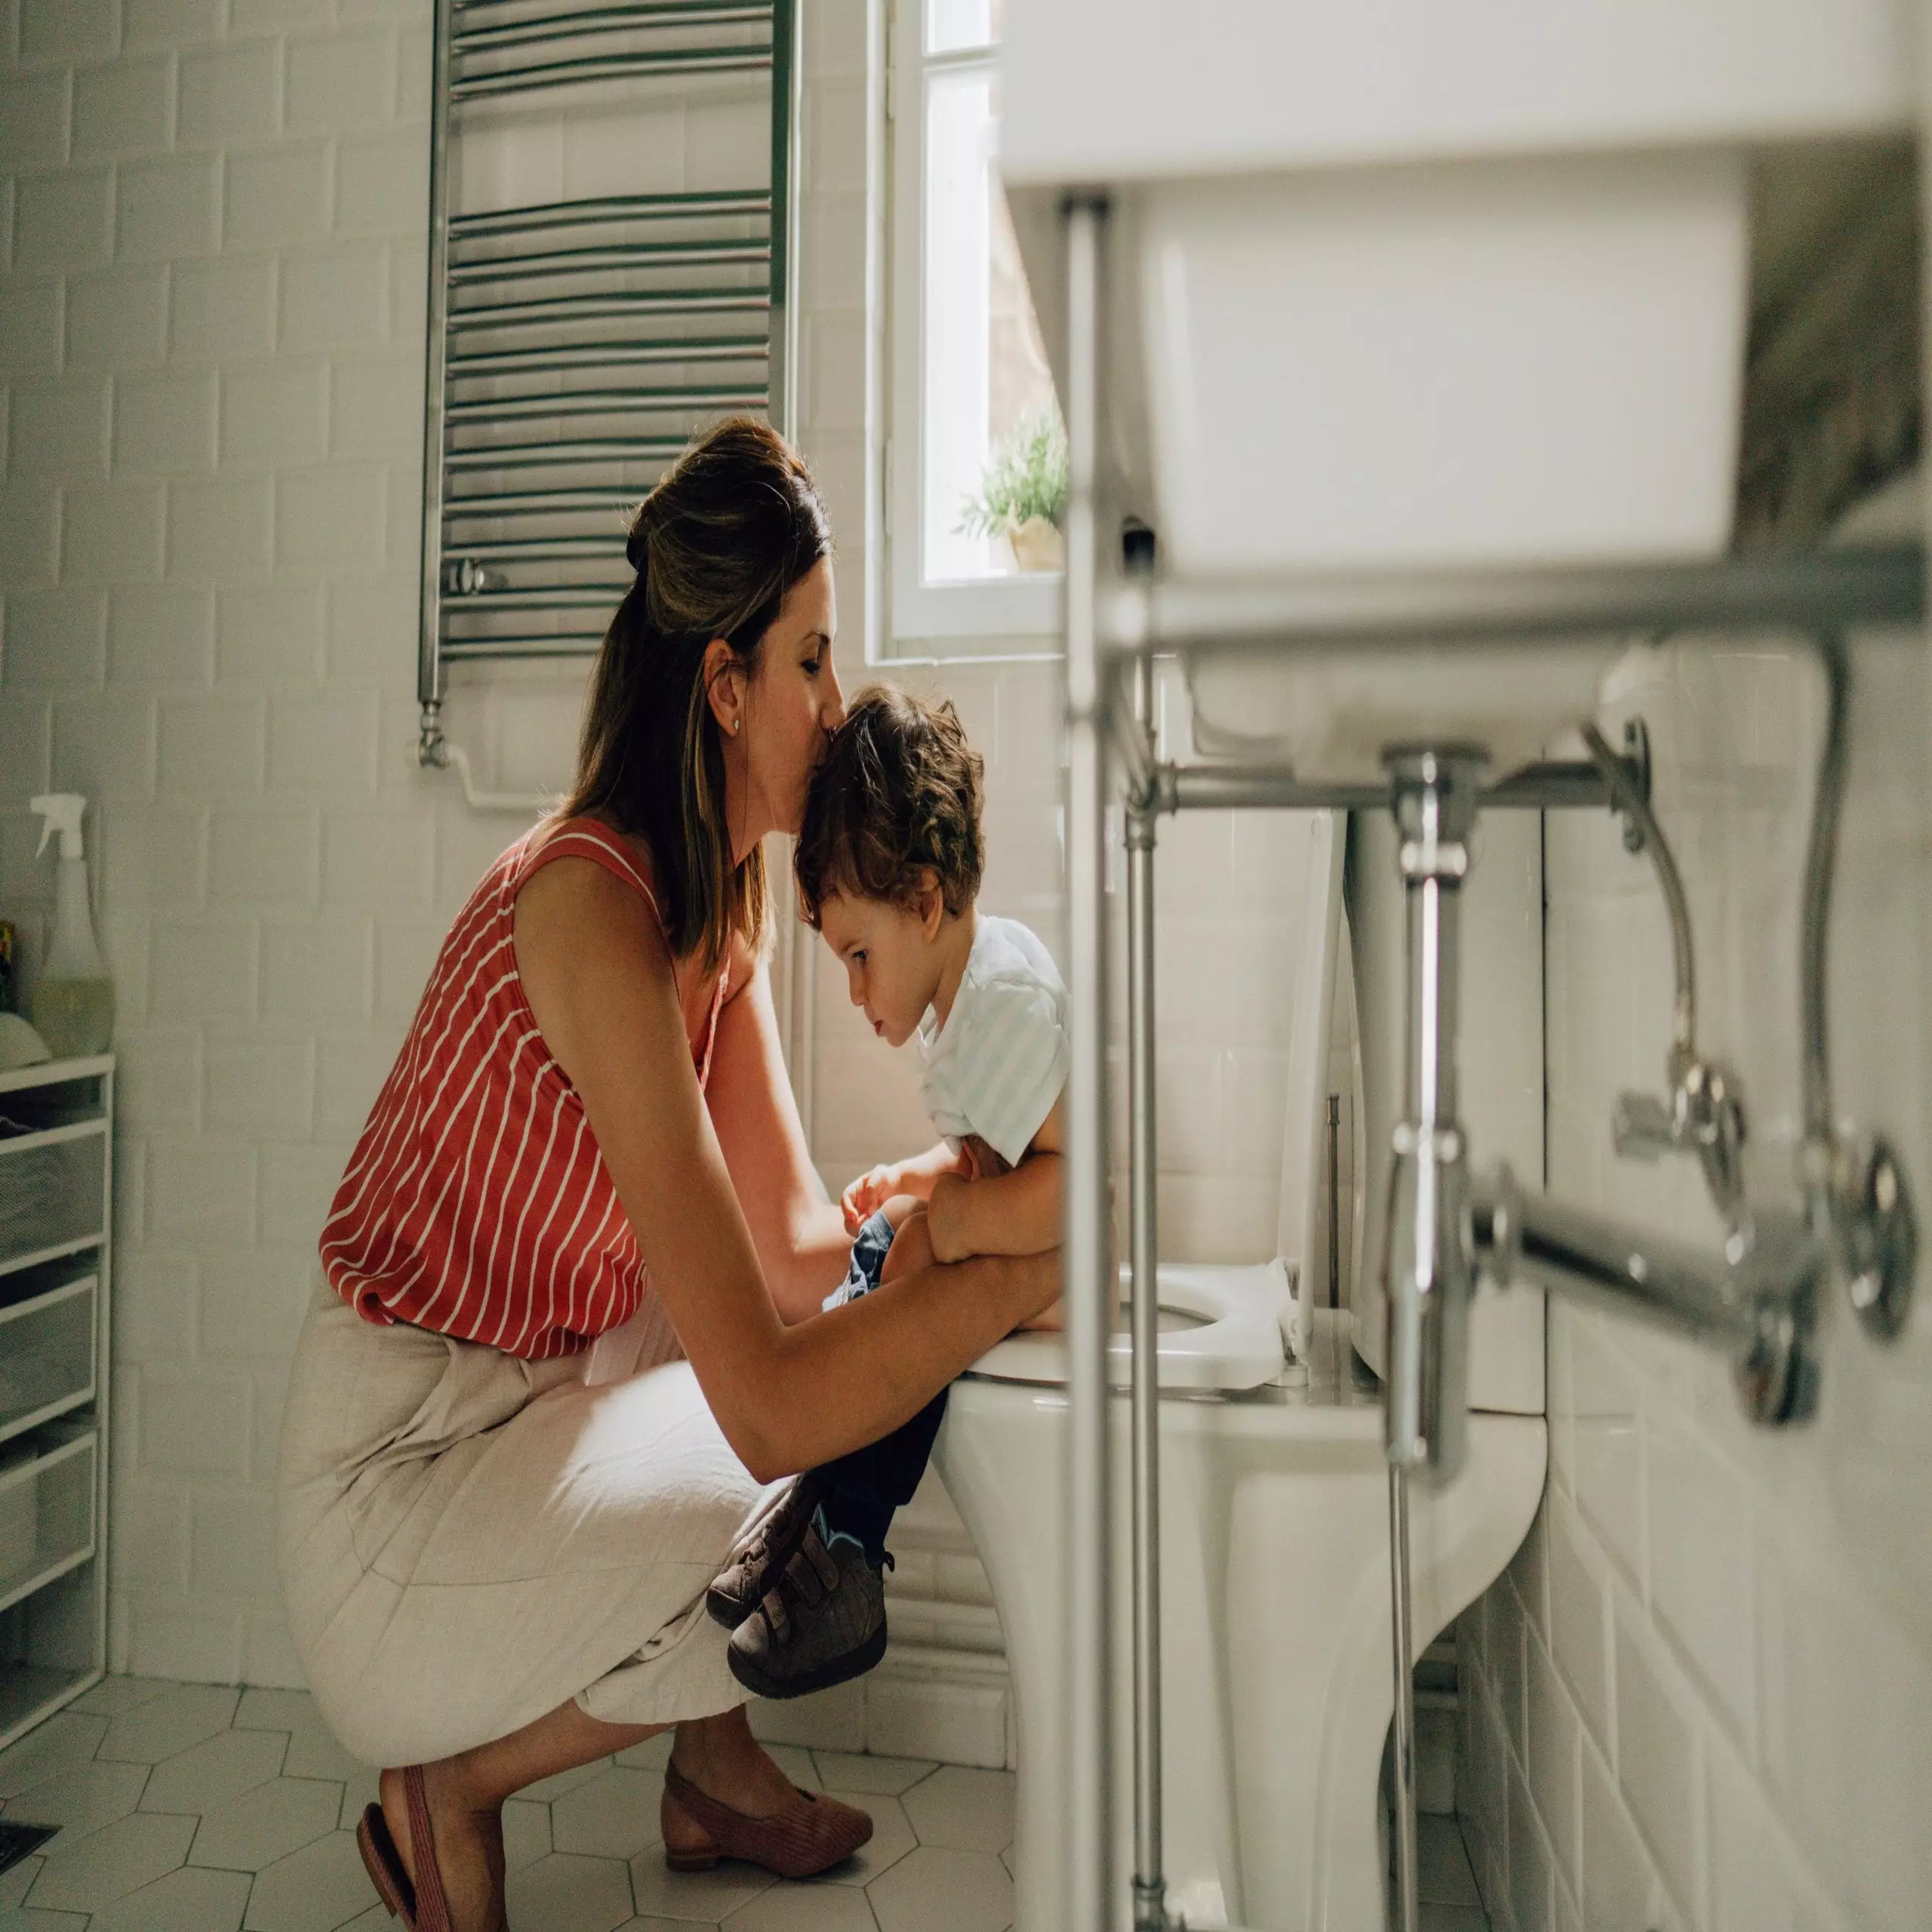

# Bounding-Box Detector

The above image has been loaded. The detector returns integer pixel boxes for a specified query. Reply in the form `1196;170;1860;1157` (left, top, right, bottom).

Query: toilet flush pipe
1381;749;1484;1484
1124;657;1172;1932
1060;192;1115;1932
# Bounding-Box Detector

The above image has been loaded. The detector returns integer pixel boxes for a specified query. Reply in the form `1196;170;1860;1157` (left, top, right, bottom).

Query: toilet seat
964;1260;1294;1393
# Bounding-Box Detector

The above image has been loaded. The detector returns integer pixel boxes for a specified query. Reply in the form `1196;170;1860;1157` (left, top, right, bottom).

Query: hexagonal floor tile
761;1745;821;1792
504;1795;552;1873
23;1809;198;1914
97;1684;242;1766
811;1753;937;1797
231;1690;319;1734
1;1851;42;1907
505;1850;636;1932
0;1712;108;1800
190;1776;343;1872
242;1828;375;1932
522;1757;614;1802
816;1792;915;1888
9;1759;150;1846
88;1862;251;1932
899;1767;1014;1854
866;1844;1011;1932
552;1764;666;1860
721;1877;881;1930
628;1847;775;1923
71;1676;174;1718
140;1726;288;1816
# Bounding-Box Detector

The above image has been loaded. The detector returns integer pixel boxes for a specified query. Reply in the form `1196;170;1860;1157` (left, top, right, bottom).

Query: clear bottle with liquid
28;795;113;1060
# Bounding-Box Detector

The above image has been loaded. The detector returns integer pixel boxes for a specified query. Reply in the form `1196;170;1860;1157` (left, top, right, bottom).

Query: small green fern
956;405;1069;537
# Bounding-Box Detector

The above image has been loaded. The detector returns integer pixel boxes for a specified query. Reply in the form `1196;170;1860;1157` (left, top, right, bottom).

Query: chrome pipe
452;2;768;54
1157;757;1628;817
1381;749;1484;1482
451;45;771;99
1800;635;1848;1149
447;238;769;284
1126;658;1167;1932
1061;192;1114;1932
448;187;770;236
444;384;766;422
445;487;644;515
448;334;768;375
439;586;626;611
440;633;608;660
1471;1168;1820;1423
450;289;768;331
766;0;800;441
416;0;456;736
443;438;688;471
1100;546;1924;657
1387;1464;1419;1932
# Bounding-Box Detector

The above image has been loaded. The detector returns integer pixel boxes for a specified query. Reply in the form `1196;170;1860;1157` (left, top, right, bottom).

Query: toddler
707;686;1066;1699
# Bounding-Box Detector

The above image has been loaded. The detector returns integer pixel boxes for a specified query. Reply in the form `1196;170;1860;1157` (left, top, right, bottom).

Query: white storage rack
0;1056;112;1750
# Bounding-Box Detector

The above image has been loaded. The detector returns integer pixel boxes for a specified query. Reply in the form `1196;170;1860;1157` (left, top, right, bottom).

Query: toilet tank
1346;810;1546;1416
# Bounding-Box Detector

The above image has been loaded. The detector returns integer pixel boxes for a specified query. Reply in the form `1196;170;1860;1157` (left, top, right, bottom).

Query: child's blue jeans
813;1209;949;1568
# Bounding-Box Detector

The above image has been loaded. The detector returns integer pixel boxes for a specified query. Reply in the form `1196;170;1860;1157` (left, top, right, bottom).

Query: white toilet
936;809;1549;1931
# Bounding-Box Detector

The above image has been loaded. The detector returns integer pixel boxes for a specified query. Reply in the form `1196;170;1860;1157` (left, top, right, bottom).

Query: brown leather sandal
357;1764;455;1931
661;1760;874;1878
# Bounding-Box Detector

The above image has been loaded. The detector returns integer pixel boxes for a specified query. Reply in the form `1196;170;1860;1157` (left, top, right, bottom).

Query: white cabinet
0;1057;112;1749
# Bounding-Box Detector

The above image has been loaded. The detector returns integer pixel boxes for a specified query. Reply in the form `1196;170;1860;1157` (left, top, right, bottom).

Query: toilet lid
964;1260;1291;1392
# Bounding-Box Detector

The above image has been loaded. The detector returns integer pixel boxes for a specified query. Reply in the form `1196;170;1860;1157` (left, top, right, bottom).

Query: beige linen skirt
277;1278;764;1769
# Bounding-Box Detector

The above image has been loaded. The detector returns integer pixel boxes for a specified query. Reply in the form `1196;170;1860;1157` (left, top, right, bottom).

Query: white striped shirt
917;914;1069;1170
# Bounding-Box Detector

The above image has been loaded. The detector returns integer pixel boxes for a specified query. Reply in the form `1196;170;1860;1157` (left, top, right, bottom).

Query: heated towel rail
415;0;801;766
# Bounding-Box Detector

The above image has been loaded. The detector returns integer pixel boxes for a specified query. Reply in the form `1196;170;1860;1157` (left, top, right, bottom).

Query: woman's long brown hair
560;417;832;973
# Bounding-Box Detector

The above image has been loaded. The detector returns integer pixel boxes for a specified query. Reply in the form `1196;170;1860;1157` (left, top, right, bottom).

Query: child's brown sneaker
725;1524;888;1700
706;1475;824;1629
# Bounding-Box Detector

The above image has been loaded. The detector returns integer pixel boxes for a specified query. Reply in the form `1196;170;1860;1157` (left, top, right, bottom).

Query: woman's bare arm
703;950;850;1321
515;859;1058;1481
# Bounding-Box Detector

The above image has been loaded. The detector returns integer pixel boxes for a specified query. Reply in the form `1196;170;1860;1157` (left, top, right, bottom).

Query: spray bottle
28;795;114;1060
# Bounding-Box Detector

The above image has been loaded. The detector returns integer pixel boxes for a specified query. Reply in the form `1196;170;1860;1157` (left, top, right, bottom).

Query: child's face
818;889;945;1047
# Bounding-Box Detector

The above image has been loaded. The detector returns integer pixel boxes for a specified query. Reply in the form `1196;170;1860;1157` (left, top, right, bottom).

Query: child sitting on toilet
704;685;1067;1700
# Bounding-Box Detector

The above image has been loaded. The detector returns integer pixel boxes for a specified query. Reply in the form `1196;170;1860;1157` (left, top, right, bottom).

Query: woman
278;420;1059;1932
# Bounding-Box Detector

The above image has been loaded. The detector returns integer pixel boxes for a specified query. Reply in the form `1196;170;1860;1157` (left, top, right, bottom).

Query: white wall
1455;554;1932;1932
0;0;886;1688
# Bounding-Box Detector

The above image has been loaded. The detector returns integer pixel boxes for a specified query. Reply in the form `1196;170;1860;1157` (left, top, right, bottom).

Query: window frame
883;0;1062;657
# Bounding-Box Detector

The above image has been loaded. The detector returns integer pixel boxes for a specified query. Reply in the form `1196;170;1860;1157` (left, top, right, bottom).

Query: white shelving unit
0;1054;112;1750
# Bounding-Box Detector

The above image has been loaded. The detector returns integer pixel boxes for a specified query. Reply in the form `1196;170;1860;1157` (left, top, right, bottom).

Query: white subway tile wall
0;0;903;1690
1458;616;1932;1932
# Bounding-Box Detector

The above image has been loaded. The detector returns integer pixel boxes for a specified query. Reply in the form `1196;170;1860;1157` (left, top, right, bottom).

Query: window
889;0;1063;649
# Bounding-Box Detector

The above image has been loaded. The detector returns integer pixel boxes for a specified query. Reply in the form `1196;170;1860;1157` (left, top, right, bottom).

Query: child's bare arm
924;1097;1065;1263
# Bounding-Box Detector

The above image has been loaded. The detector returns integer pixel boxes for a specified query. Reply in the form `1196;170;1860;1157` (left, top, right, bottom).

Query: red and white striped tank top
318;817;727;1359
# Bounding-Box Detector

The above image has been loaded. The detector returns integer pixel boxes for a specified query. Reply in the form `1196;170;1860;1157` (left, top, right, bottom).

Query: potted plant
958;406;1069;571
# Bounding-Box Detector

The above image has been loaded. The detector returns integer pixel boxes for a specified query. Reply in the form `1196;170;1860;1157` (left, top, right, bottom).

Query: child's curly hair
795;685;985;926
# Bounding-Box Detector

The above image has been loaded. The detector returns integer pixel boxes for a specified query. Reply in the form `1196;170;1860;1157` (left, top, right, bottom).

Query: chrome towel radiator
414;0;801;768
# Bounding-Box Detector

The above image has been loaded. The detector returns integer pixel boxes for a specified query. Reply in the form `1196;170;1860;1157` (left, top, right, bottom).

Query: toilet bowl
934;809;1549;1930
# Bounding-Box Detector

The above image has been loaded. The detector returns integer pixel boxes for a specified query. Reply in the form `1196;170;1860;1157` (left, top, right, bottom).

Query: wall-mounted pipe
1472;1166;1820;1424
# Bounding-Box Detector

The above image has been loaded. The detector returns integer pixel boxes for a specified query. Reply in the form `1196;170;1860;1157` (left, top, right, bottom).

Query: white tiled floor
0;1678;1013;1931
0;1676;1491;1931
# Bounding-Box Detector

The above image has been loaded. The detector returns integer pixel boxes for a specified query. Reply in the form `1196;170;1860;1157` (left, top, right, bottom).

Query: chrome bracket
1613;1051;1749;1232
1806;1133;1918;1342
417;700;448;771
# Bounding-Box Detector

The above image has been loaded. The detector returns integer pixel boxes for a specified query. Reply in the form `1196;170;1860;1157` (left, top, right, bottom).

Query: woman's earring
731;720;740;735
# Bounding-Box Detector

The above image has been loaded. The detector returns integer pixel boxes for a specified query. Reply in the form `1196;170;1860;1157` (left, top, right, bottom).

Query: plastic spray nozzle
29;794;87;861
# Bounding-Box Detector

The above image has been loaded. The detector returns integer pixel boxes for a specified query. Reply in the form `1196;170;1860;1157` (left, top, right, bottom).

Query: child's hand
841;1164;900;1234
